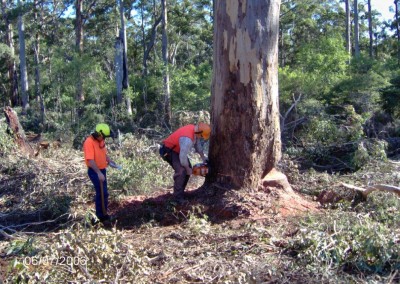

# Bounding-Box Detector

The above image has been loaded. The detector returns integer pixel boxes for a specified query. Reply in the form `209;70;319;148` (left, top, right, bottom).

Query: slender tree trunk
345;0;351;56
170;40;180;66
396;0;400;64
354;0;360;57
208;0;282;189
115;35;124;105
141;1;162;110
75;0;84;104
161;0;171;128
18;0;29;114
119;0;132;115
1;0;18;106
279;28;285;67
367;0;373;58
33;0;45;126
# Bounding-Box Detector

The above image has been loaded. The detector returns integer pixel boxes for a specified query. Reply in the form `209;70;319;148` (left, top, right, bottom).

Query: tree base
260;168;318;217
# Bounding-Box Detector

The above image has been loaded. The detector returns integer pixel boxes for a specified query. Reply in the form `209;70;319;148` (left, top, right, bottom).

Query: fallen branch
341;183;400;198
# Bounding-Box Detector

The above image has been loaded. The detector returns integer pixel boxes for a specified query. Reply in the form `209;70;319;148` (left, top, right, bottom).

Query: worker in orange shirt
83;123;117;223
160;122;211;199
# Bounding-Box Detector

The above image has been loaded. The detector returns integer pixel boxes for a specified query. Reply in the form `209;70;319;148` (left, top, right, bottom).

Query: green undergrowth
1;119;399;282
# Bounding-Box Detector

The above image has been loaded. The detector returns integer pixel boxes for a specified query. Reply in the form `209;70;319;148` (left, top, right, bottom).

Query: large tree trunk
18;0;29;114
208;0;282;189
354;0;360;57
161;0;171;128
1;0;18;106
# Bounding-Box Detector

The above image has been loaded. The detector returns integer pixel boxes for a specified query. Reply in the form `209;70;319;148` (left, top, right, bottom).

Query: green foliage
353;140;387;169
6;238;37;257
302;117;341;146
186;206;211;235
380;74;400;118
8;225;148;283
107;133;171;196
0;43;14;60
0;120;16;156
171;63;211;112
287;207;400;274
330;57;389;113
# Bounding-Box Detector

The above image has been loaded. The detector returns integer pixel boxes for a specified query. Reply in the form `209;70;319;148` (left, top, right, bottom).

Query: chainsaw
192;163;209;177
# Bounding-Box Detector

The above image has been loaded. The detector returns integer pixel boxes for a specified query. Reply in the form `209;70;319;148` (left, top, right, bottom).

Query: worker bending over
160;122;211;199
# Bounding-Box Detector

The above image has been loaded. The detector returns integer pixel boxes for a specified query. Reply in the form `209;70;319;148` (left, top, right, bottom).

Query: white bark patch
231;29;259;85
226;0;239;29
223;30;228;50
242;0;247;13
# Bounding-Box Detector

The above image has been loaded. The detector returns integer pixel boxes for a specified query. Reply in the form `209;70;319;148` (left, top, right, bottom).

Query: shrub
0;119;16;156
107;133;172;196
287;209;400;274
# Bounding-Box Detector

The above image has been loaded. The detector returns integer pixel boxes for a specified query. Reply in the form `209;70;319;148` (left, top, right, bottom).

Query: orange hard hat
197;122;211;140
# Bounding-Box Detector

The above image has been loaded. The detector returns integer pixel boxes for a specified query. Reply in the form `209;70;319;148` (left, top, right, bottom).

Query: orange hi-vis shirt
83;135;108;169
163;124;195;153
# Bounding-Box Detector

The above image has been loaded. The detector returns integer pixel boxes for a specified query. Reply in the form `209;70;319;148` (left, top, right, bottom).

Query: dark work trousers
88;168;108;219
167;150;191;197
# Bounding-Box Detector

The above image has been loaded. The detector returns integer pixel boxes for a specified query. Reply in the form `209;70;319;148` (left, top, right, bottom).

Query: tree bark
367;0;373;58
18;0;29;114
115;36;124;105
208;0;282;189
161;0;171;128
119;0;132;115
75;0;84;103
142;15;162;76
4;107;33;156
1;0;18;106
33;0;45;126
354;0;360;57
345;0;351;56
396;0;400;64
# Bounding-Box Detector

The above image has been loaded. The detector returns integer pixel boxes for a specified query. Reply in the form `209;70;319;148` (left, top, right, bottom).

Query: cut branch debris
341;182;400;198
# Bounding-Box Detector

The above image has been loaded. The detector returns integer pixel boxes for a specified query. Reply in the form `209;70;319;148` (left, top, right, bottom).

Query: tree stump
261;168;319;216
3;106;33;156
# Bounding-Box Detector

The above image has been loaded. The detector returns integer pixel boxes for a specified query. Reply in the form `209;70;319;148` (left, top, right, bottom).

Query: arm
194;137;208;163
87;159;105;182
106;155;116;165
179;137;193;175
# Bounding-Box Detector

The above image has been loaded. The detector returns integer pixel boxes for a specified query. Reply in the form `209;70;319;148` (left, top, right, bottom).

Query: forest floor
1;142;399;283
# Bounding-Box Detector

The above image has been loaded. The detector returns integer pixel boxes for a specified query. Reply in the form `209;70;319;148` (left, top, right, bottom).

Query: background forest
1;0;400;283
1;0;400;170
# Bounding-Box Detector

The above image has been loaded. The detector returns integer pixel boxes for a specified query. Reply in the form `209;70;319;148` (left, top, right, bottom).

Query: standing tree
119;0;132;115
75;0;84;103
354;0;360;57
33;0;46;125
345;0;351;56
367;0;373;58
396;0;400;64
115;35;124;105
161;0;171;128
208;0;282;189
1;0;18;106
17;0;29;114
